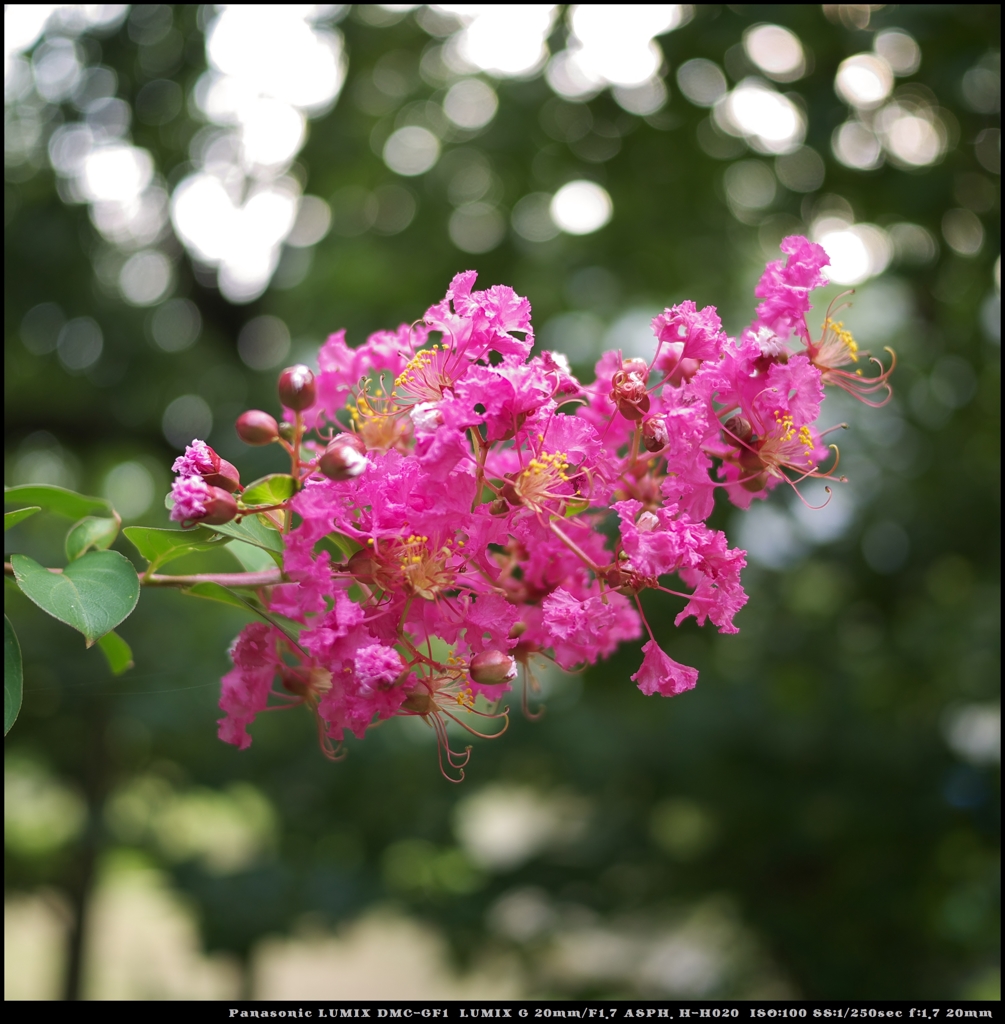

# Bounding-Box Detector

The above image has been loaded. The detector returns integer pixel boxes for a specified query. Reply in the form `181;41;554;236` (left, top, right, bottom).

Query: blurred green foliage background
4;3;1000;1000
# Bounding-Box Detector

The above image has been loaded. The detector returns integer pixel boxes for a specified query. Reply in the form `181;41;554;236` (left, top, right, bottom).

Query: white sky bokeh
812;215;893;286
715;78;805;154
830;33;946;173
545;4;687;106
170;6;345;303
441;4;559;79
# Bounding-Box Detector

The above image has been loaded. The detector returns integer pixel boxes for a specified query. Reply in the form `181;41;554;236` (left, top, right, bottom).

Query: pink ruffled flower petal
169;474;210;522
631;639;698;697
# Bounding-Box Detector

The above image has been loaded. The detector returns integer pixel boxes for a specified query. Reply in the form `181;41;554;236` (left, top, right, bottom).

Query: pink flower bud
621;357;650;382
611;366;651;420
172;439;220;478
201;486;239;525
642;416;669;453
278;365;316;411
469;649;518;685
236;410;280;446
330;431;366;456
203;457;241;491
347;548;376;582
724;415;754;444
616;393;651;421
737;445;767;492
319;438;368;481
169;476;237;525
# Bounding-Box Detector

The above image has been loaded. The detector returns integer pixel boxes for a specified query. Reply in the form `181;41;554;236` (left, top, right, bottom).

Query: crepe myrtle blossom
161;238;892;780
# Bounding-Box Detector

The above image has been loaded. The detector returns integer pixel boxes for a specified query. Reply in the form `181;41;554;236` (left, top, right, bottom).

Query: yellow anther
823;318;859;362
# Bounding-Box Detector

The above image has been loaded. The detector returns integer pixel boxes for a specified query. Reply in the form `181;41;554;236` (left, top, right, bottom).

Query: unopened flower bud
611;366;651;420
499;481;521;506
278;421;295;442
724;415;753;444
738;445;767;493
319;438;368;480
347;548;376;582
617;393;651;420
642;416;669;453
621;357;650;383
203;458;241;491
278;365;316;411
469;649;518;685
403;689;436;715
331;431;366;456
741;472;768;493
198;486;238;525
236;409;280;446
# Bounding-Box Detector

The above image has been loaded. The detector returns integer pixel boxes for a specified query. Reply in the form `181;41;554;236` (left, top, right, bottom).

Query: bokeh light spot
774;146;825;193
21;303;66;356
832;120;883;170
104;461;156;520
717;79;805;154
448;203;505;253
57;317;103;372
287;195;332;248
816;221;892;286
442;78;498;129
511;193;559;243
373;185;417;235
874;29;921;76
162;394;213;450
676;59;727;108
550;180;612;235
119;250;173;307
383;125;441;176
941;208;984;257
743;24;806;82
835;54;894;110
150;299;201;353
724;160;776;213
237;315;292;371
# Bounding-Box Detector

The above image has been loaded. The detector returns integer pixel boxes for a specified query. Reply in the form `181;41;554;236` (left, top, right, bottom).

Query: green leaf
4;484;110;520
4;615;23;736
123;525;225;572
228;539;278;573
325;532;361;560
11;551;141;647
65;515;120;561
205;513;284;563
97;630;134;675
183;581;251;610
5;507;41;531
241;473;295;506
563;499;591;518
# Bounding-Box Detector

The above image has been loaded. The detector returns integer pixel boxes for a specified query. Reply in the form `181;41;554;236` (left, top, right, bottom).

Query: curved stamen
440;706;510;740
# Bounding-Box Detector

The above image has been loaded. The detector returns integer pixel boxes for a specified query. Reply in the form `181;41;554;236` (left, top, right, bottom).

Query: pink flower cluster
173;237;891;778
